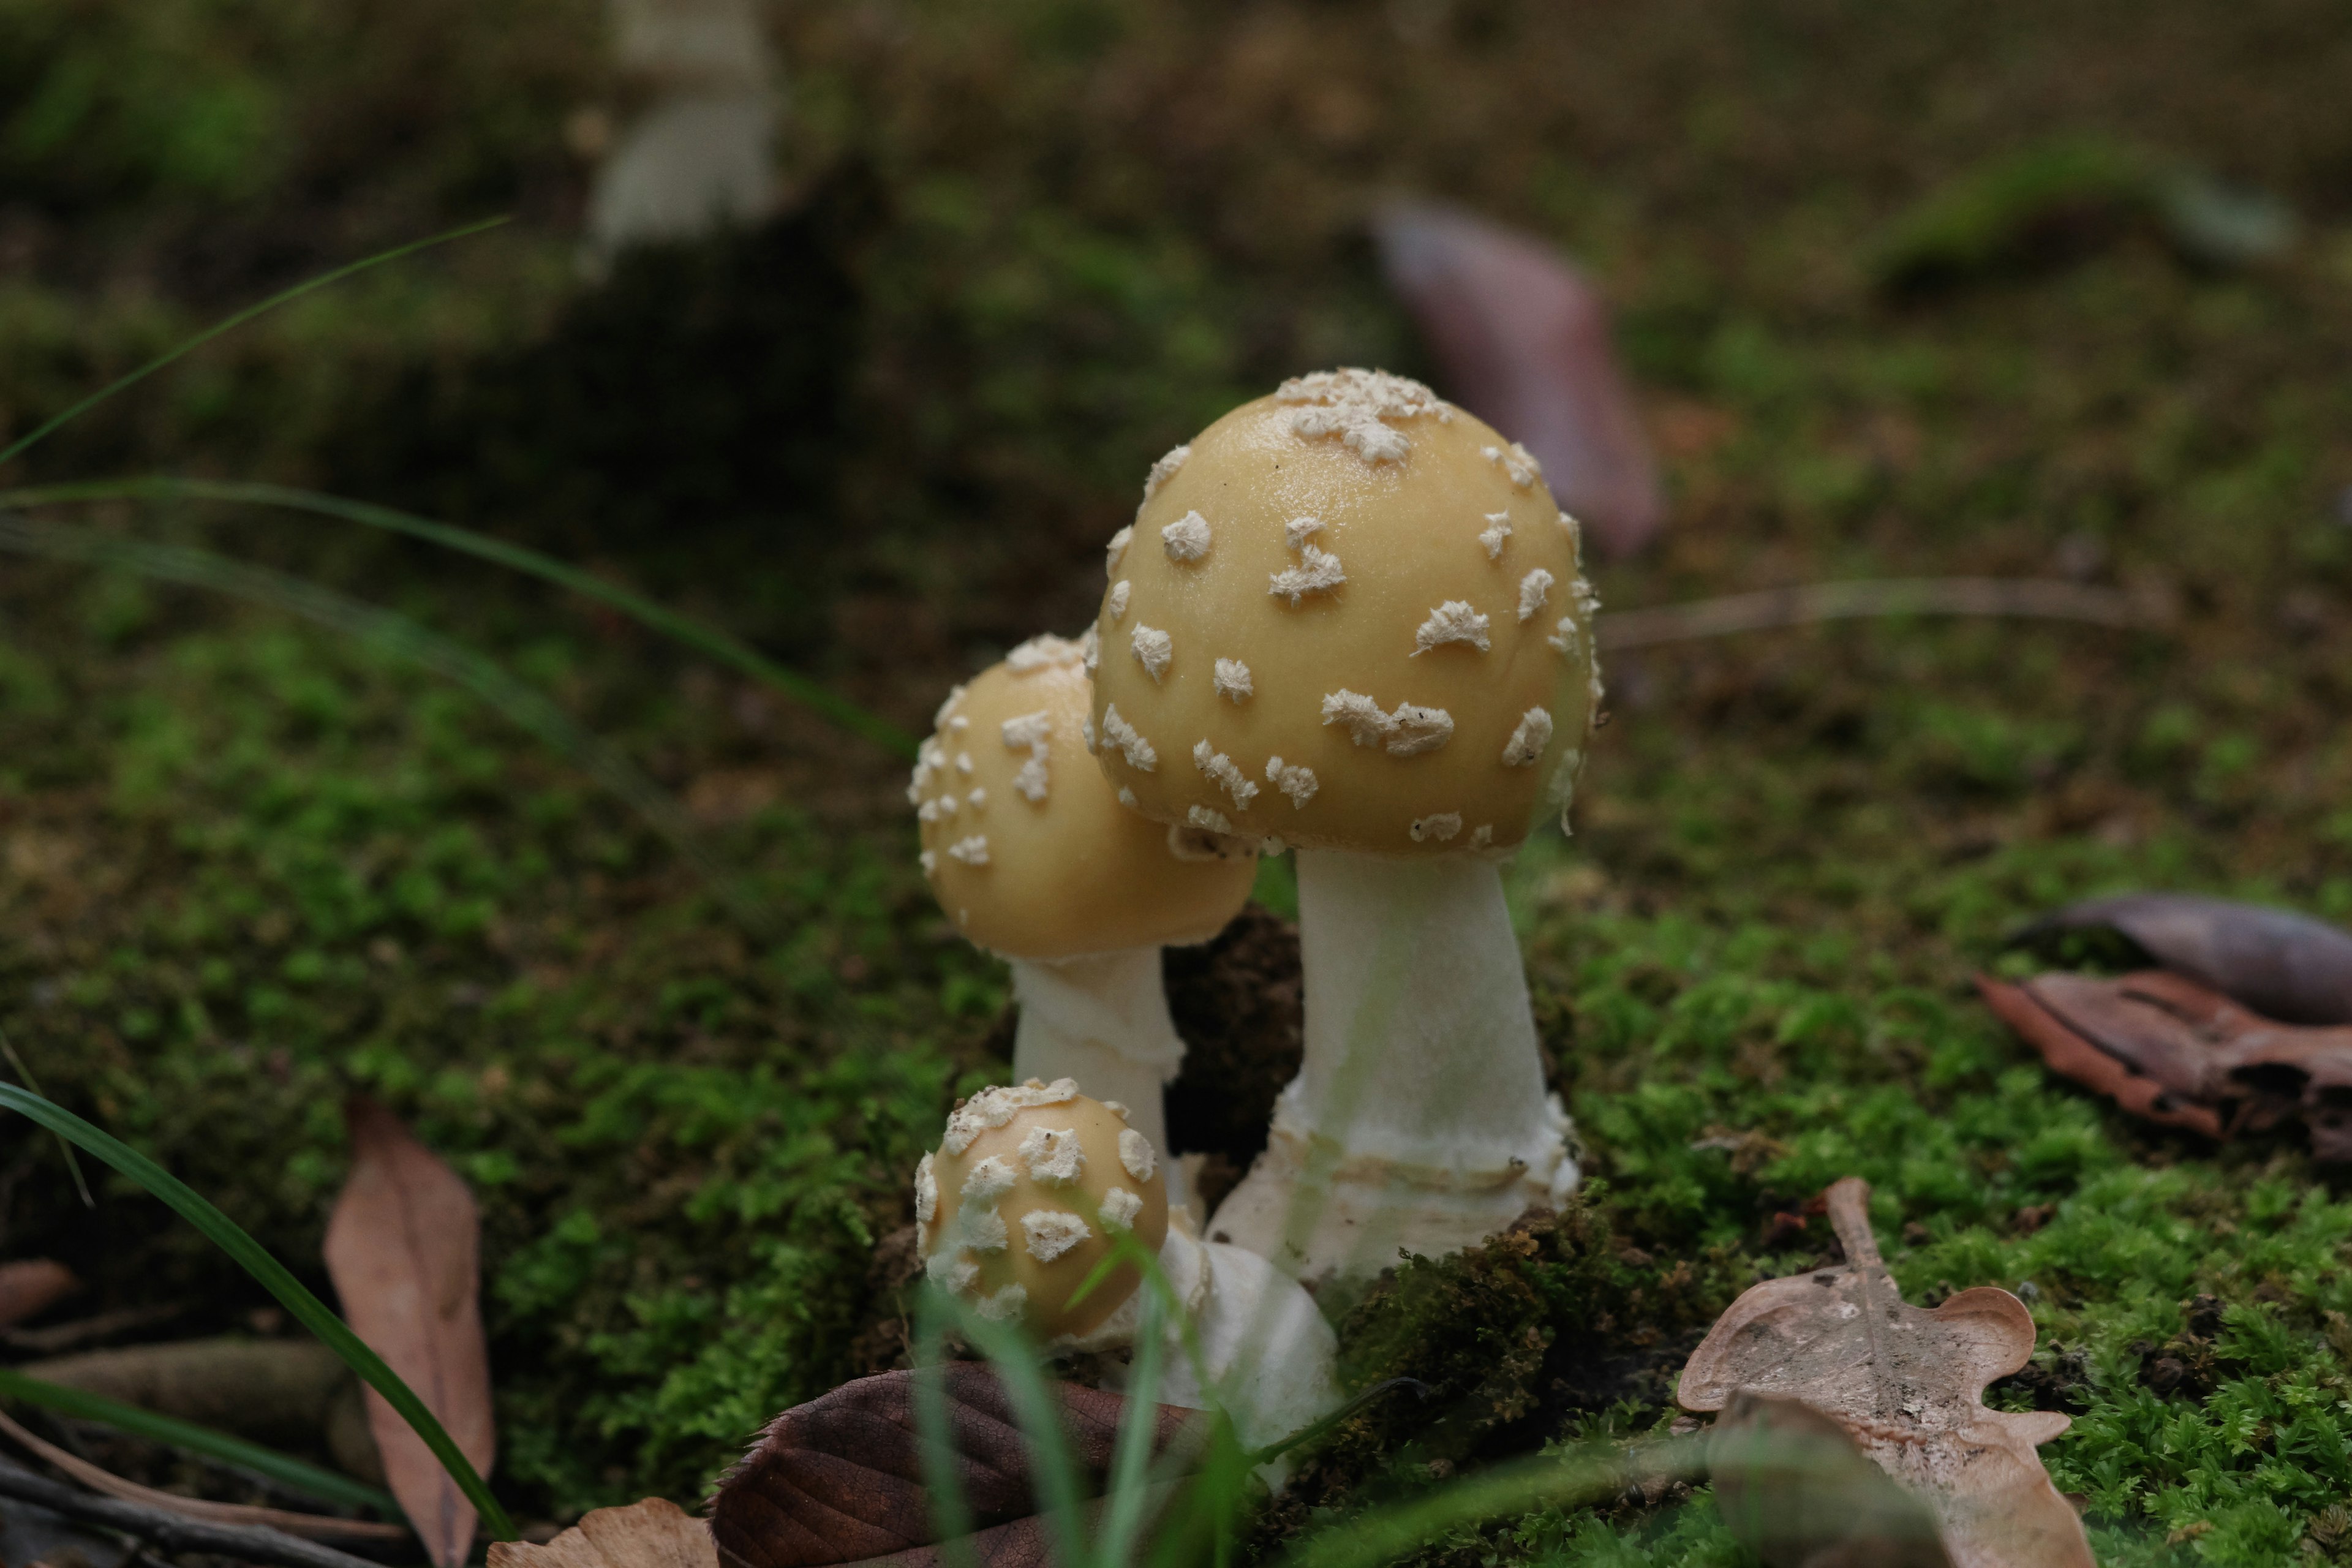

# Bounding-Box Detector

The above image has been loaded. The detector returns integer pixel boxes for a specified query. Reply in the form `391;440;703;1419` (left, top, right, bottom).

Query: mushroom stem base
1204;848;1575;1277
1205;1111;1578;1281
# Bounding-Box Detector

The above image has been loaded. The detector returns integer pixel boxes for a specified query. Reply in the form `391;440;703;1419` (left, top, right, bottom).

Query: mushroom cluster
915;1080;1340;1465
912;634;1256;1203
1085;368;1604;1279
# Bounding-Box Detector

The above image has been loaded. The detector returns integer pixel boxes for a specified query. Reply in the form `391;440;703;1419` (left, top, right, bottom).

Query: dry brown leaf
0;1258;78;1330
0;1405;407;1544
709;1365;1207;1568
1982;970;2352;1159
1677;1177;2092;1568
2021;892;2352;1025
323;1096;495;1567
1371;200;1664;560
488;1499;715;1568
1977;974;2225;1137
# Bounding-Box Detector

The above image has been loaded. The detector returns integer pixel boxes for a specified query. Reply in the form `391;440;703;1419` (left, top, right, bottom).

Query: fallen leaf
1977;973;2224;1137
2019;892;2352;1026
1981;970;2352;1160
322;1097;495;1567
1710;1391;1950;1567
0;1259;78;1330
0;1405;407;1544
488;1499;714;1568
1371;200;1664;560
709;1365;1207;1568
1677;1178;2092;1568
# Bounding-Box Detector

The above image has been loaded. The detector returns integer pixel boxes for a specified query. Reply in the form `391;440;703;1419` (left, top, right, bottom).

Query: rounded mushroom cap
914;1079;1170;1341
913;635;1256;958
1087;369;1603;857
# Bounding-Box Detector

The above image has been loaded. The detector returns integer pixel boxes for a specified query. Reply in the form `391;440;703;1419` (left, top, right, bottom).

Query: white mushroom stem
1208;849;1574;1276
1009;948;1188;1204
1292;850;1557;1167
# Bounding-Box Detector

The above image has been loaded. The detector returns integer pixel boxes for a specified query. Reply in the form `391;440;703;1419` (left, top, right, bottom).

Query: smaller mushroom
913;636;1257;1209
915;1082;1341;1477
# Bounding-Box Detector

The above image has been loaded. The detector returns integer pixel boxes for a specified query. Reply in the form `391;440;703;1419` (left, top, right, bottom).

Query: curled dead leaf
1981;970;2352;1159
2019;892;2352;1026
322;1098;495;1568
709;1365;1208;1568
488;1499;714;1568
1678;1178;2091;1568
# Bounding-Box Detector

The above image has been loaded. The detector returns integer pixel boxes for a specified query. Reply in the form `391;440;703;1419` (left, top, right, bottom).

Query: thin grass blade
0;1365;398;1515
908;1306;978;1568
0;1025;93;1207
0;219;508;471
929;1289;1091;1568
0;1083;514;1542
0;514;773;937
0;478;918;760
1093;1283;1168;1568
1275;1438;1700;1568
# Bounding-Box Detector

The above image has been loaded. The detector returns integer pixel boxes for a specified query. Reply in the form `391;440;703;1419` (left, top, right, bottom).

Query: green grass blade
0;1365;399;1517
1093;1282;1167;1568
0;477;920;760
0;1085;514;1540
0;514;775;937
0;218;509;472
0;1023;93;1207
1274;1438;1703;1568
907;1307;979;1568
927;1289;1090;1568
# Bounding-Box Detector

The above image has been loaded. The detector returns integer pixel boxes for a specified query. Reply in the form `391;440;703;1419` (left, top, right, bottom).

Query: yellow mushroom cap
1087;369;1603;856
914;1079;1170;1341
912;634;1256;958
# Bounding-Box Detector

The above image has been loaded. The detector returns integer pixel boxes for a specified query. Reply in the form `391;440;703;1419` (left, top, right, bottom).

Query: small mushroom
1086;369;1603;1280
919;1080;1171;1340
913;635;1257;1207
914;1082;1340;1476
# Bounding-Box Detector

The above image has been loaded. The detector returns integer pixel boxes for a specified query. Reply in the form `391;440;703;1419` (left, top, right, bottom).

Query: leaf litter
709;1364;1209;1568
322;1096;496;1567
1676;1177;2092;1568
1989;895;2352;1157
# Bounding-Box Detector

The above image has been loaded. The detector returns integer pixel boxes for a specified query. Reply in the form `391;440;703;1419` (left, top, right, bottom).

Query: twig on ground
0;1457;391;1568
4;1303;186;1355
0;1409;409;1544
1596;577;2153;652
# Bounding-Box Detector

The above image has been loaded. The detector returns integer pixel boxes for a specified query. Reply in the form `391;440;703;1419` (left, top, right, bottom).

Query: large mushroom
1085;368;1604;1280
916;1079;1341;1469
913;635;1256;1199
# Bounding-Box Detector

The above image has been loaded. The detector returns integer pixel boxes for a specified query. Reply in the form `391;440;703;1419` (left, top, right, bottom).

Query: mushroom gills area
1206;848;1575;1277
1009;947;1188;1202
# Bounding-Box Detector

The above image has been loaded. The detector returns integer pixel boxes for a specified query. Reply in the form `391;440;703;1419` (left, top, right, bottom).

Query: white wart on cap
1087;369;1602;855
913;635;1257;956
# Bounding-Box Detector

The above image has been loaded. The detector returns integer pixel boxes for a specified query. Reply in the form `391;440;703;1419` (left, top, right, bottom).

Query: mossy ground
6;1;2352;1563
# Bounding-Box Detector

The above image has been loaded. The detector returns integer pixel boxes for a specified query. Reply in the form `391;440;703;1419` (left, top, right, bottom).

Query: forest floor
5;1;2352;1564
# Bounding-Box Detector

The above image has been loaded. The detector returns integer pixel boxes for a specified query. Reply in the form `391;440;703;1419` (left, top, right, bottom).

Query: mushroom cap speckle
916;1080;1170;1341
914;635;1256;958
1086;371;1602;856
